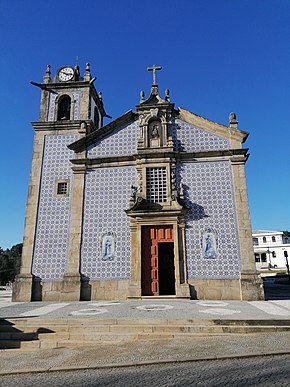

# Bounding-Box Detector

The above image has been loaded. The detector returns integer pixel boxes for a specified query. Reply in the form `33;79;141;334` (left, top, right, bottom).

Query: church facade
12;64;264;302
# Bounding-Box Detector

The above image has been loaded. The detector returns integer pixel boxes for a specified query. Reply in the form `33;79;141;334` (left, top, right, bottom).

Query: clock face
58;67;74;82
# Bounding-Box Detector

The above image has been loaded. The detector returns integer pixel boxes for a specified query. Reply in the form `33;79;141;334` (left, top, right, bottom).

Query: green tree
0;243;22;286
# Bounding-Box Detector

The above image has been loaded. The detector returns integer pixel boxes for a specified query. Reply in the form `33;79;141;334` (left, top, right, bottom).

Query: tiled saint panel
32;134;77;280
81;166;137;280
179;161;241;279
87;119;139;158
172;119;230;152
47;92;80;121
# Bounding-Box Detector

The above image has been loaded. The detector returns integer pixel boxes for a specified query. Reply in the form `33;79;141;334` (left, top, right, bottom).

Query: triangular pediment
178;107;249;146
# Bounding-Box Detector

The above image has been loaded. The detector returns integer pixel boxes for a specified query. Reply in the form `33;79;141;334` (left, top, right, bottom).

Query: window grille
146;167;167;203
57;182;68;195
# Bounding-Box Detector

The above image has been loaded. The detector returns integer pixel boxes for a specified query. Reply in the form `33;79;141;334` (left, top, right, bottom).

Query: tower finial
229;112;238;129
147;64;162;85
43;64;51;84
84;62;91;81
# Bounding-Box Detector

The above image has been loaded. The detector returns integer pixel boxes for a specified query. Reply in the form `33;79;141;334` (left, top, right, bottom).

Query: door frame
128;217;189;298
141;225;175;296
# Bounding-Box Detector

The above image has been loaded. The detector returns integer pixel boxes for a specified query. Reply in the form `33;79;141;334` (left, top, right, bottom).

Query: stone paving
1;288;290;375
1;289;290;320
2;355;290;387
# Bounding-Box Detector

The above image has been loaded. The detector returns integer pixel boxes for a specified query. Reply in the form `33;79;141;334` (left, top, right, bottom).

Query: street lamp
284;250;290;278
267;247;272;269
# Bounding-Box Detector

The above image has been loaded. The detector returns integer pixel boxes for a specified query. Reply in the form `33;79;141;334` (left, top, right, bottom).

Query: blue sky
0;0;289;249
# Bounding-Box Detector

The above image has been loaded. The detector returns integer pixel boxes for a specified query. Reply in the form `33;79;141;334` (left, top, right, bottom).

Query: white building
253;230;290;269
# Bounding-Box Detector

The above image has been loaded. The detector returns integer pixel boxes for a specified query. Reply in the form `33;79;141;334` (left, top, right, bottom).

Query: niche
148;119;162;147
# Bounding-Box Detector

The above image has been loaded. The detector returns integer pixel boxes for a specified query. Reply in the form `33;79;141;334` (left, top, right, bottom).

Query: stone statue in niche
202;229;217;259
101;232;116;261
151;123;160;138
149;120;161;147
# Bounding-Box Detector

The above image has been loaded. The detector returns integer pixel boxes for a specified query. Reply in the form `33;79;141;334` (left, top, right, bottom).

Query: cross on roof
147;64;162;85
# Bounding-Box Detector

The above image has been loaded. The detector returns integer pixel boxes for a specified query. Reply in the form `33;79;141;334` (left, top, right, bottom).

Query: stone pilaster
60;165;86;301
231;159;264;300
128;222;142;298
174;222;190;298
12;132;45;302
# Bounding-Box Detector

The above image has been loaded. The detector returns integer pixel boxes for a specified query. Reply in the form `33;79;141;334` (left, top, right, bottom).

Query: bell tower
36;63;108;130
13;64;109;302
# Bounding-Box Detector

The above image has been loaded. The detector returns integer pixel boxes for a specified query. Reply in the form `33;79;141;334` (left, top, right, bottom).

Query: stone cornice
177;107;249;144
69;148;249;167
32;120;85;132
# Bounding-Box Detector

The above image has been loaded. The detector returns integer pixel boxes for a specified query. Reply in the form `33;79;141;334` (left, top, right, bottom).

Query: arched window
57;95;71;120
94;107;100;129
272;236;276;242
263;236;266;243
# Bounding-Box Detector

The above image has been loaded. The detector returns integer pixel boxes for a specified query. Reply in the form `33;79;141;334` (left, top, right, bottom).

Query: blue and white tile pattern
172;119;230;152
87;120;139;158
81;166;137;280
179;161;241;279
32;134;77;280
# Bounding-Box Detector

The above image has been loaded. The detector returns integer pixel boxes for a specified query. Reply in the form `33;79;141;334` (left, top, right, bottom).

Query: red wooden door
141;226;174;296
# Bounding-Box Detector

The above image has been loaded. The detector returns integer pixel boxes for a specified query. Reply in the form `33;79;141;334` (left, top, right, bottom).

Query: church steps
1;318;290;350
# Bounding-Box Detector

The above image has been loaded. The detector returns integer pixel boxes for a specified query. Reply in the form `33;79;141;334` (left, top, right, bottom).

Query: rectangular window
253;238;259;246
146;167;167;203
255;254;260;262
55;180;69;197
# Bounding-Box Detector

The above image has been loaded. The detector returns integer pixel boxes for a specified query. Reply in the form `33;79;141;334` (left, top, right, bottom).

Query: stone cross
147;64;162;85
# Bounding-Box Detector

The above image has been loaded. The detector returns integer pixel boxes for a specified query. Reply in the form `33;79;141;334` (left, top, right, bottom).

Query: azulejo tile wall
81;166;137;280
48;94;57;122
172;119;230;152
48;92;80;121
179;161;241;279
87;119;139;158
32;134;77;280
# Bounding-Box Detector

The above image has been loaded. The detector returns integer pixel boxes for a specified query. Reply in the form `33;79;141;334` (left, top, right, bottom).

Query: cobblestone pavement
1;333;290;375
1;354;290;386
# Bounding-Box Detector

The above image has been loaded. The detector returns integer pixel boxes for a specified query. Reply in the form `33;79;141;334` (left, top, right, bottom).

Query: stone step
0;332;38;340
2;318;290;351
4;318;290;328
3;321;290;336
0;339;41;350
